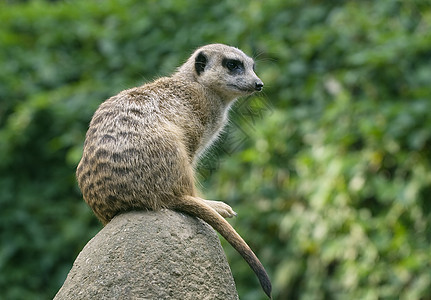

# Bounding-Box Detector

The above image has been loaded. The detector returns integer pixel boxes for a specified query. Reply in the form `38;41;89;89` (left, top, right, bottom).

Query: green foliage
1;0;431;299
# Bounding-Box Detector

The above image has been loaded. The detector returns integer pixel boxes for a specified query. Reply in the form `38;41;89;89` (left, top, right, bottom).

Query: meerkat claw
204;200;237;218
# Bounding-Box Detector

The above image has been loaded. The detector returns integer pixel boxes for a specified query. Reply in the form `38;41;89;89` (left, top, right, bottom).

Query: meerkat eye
227;60;239;70
223;58;244;74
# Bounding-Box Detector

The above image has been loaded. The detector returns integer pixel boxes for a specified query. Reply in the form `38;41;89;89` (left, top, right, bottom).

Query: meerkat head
176;44;264;102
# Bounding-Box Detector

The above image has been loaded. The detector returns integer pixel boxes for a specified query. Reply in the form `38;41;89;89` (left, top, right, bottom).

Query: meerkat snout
255;80;264;91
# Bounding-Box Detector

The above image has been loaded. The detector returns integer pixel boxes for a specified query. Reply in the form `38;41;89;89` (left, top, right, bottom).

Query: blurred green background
1;0;431;299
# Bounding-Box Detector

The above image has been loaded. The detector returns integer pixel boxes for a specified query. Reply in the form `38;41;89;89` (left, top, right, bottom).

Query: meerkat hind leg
203;199;237;218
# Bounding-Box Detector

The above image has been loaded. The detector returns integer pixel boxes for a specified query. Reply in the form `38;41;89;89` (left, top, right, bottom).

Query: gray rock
54;210;239;300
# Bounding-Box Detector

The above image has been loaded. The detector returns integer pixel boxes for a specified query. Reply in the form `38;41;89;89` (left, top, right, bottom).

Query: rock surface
54;210;239;300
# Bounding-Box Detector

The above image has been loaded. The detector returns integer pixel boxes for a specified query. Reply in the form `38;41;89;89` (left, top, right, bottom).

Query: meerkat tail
174;195;272;298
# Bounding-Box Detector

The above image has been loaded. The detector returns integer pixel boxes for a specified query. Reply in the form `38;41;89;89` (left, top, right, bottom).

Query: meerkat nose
255;81;264;91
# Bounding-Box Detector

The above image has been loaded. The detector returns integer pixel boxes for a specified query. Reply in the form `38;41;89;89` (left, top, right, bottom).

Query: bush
1;0;430;299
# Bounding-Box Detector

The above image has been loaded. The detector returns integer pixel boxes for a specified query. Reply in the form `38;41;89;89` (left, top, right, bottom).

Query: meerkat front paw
204;200;237;218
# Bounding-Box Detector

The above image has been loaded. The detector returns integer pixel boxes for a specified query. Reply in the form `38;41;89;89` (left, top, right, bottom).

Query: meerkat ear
195;51;207;75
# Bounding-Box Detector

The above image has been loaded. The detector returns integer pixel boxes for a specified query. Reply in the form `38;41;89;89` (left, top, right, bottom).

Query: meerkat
76;43;271;298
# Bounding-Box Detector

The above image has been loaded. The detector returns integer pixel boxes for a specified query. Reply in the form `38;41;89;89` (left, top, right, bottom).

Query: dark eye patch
222;58;244;74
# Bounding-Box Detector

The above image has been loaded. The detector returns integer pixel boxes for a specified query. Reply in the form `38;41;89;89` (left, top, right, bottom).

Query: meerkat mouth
227;84;256;93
